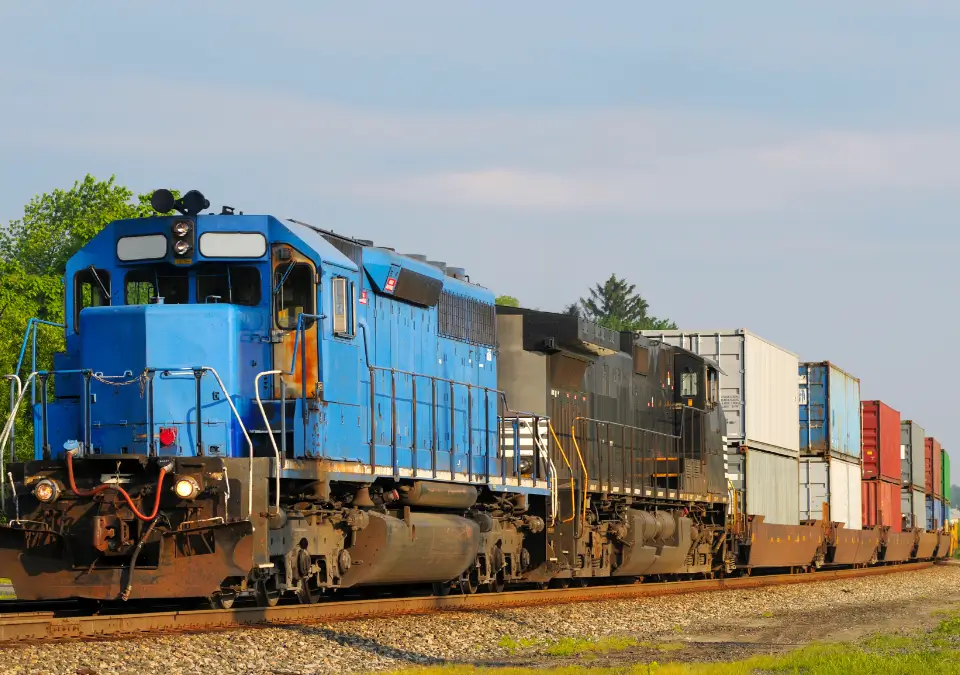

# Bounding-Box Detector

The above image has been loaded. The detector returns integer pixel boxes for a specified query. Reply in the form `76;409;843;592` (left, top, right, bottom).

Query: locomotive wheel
297;577;322;604
460;569;480;595
256;578;281;608
490;571;506;594
210;589;236;610
549;578;571;589
432;582;452;597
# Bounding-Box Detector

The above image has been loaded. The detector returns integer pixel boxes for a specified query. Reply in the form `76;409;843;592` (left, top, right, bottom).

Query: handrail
1;375;21;504
14;319;64;406
569;418;590;529
255;369;283;515
547;420;577;525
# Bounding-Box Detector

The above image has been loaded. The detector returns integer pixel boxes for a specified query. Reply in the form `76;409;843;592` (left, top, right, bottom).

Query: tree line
496;275;677;332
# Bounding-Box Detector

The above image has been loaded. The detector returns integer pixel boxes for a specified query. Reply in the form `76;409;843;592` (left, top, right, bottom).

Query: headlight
174;476;201;500
171;220;192;237
34;479;60;503
173;239;192;255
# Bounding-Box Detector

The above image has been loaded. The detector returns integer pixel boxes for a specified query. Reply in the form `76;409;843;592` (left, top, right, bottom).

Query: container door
271;245;319;401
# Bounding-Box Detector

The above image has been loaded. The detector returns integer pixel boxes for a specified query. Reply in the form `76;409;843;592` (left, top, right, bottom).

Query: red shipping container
925;437;943;497
862;478;902;531
861;401;901;483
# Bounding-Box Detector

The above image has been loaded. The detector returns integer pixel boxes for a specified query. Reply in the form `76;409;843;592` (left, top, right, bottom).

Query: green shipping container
942;449;951;504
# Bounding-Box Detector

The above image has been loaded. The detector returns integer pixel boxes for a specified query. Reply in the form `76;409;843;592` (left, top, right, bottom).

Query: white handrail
0;373;36;458
199;367;255;522
254;369;283;515
1;375;22;504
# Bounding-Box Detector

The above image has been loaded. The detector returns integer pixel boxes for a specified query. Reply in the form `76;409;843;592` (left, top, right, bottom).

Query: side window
274;262;315;330
680;370;698;397
74;268;111;332
707;369;719;405
331;277;355;337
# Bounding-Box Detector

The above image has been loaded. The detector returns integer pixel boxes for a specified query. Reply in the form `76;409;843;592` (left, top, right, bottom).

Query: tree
562;302;581;317
495;295;520;307
0;176;163;461
577;274;677;331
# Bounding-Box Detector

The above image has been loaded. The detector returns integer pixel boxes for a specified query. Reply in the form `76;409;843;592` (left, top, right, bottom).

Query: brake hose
65;451;171;521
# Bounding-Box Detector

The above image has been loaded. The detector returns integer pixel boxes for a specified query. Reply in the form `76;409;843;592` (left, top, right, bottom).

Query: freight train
0;190;950;607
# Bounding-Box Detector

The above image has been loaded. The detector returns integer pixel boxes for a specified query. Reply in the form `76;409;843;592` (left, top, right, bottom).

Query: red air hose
65;452;169;521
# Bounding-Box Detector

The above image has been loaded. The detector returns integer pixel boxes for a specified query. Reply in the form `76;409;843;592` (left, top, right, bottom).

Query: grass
497;636;684;657
385;609;960;675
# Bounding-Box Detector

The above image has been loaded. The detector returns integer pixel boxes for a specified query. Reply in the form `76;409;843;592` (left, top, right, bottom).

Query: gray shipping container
901;486;926;529
799;455;862;529
640;329;799;457
726;448;799;525
901;421;925;489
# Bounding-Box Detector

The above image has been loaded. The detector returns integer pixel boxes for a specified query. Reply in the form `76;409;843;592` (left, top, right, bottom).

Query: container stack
925;437;944;530
639;329;800;525
860;401;902;531
900;421;926;530
797;362;862;529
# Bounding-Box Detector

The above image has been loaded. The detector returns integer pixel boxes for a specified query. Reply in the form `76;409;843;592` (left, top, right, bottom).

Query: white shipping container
640;329;799;456
727;449;800;525
799;456;863;530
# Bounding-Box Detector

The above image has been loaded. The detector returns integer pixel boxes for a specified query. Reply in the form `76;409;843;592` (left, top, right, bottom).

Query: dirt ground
477;567;960;669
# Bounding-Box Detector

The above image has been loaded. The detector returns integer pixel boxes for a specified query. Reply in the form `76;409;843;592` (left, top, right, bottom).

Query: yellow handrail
548;420;578;524
571;417;590;528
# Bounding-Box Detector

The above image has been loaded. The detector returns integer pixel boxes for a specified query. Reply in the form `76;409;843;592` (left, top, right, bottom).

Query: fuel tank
340;510;480;586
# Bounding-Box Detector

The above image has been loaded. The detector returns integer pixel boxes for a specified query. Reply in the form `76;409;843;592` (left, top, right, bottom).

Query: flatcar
0;191;948;607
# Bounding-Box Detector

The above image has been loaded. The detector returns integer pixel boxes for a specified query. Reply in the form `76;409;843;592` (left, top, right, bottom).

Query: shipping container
862;478;901;531
726;448;799;525
861;401;901;483
799;455;862;529
900;421;925;489
901;487;926;529
925;437;943;497
926;495;934;530
639;330;799;456
798;362;861;459
942;449;951;503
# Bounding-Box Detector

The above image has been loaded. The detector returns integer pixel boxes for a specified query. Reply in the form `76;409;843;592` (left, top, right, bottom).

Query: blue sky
2;2;959;486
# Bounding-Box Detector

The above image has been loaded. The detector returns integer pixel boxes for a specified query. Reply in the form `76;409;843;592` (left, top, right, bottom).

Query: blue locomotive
0;189;773;606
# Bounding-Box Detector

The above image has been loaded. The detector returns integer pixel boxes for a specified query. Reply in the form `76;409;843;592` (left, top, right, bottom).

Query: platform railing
0;366;256;520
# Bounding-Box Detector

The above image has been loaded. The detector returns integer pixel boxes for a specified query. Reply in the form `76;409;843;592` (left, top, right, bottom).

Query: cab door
271;244;320;401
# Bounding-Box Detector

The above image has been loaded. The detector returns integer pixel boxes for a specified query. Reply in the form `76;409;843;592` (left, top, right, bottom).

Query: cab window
74;268;111;332
274;262;314;329
707;369;719;405
196;264;261;306
680;369;698;397
125;266;189;305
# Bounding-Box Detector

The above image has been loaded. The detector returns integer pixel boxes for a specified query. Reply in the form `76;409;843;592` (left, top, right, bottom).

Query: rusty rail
0;562;936;645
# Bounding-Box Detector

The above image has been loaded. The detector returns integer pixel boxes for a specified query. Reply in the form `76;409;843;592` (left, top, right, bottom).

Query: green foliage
495;295;520;307
576;274;676;332
951;483;960;506
0;175;163;463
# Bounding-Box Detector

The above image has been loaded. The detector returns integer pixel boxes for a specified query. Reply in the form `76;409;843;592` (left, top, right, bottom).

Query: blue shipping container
926;495;935;530
798;362;861;458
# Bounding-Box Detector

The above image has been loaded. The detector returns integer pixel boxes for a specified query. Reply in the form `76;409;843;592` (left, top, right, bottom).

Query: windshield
123;263;262;306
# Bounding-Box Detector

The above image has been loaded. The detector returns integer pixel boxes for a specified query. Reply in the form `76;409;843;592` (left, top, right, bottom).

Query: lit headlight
173;239;192;255
33;479;60;503
171;220;192;237
174;476;201;500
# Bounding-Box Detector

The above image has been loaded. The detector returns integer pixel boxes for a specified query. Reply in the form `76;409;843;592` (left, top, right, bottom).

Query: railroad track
0;562;935;645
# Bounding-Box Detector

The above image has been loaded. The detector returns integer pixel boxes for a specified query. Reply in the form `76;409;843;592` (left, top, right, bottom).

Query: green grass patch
497;635;684;657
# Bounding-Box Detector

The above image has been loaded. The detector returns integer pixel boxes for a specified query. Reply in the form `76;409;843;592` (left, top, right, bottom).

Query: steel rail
0;562;936;645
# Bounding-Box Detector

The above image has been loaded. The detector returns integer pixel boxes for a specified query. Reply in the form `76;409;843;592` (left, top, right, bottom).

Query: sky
1;2;959;486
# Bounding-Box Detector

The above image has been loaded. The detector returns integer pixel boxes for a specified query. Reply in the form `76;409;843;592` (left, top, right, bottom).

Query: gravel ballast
5;565;960;675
